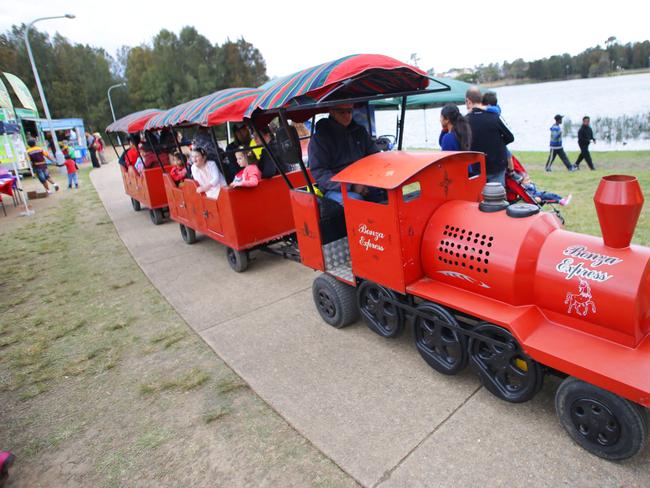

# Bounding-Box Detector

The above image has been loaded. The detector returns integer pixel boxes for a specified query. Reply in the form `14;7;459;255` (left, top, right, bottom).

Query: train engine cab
298;151;649;461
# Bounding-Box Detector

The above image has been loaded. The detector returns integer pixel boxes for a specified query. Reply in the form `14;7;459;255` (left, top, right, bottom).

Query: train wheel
149;208;164;225
131;198;141;211
312;274;358;328
555;377;648;460
468;322;543;403
226;247;249;273
357;281;404;338
414;303;467;375
179;224;196;244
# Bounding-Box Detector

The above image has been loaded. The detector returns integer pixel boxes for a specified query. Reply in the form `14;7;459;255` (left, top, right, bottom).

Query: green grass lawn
516;151;649;245
0;166;357;487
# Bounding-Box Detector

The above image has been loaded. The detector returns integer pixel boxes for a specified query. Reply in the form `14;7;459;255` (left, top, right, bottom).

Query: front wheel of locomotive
414;303;468;375
357;281;404;338
312;274;359;328
555;377;648;460
468;322;543;403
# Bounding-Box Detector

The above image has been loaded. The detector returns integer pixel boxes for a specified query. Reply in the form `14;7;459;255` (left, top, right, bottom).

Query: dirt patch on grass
0;165;357;487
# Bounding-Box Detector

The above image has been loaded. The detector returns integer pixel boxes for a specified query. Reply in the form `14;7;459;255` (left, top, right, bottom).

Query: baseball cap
554;114;564;120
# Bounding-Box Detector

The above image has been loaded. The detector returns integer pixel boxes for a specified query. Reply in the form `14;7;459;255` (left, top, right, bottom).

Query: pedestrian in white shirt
190;147;226;199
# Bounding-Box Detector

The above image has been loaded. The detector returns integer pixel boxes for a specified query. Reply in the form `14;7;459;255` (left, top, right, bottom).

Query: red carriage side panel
290;190;325;272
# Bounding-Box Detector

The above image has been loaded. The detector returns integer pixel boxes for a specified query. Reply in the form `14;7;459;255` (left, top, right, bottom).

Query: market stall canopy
144;88;262;130
245;53;447;122
372;78;475;110
106;109;161;134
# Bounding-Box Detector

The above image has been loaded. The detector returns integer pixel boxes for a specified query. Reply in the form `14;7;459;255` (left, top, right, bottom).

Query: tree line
0;25;268;133
456;37;650;84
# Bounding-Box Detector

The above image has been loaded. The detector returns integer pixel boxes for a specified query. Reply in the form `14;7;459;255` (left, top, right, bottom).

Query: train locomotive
290;150;649;460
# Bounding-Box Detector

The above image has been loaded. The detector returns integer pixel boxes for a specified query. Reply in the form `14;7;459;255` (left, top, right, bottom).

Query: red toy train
108;54;649;460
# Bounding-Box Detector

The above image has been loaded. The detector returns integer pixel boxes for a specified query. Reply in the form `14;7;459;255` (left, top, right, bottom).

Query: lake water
374;73;650;151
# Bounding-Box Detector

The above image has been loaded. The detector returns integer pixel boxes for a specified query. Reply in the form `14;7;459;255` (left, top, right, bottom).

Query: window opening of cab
468;161;482;179
349;186;388;205
402;182;421;202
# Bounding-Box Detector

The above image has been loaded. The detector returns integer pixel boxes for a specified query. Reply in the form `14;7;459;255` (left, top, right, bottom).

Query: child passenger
169;151;188;187
230;148;261;188
190;147;226;199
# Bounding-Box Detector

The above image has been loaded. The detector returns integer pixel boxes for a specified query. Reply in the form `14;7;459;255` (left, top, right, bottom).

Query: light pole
24;14;75;164
107;82;126;144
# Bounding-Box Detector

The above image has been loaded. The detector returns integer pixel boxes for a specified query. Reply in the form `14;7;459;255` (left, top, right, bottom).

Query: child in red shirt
63;157;79;189
169;151;188;187
230;148;261;188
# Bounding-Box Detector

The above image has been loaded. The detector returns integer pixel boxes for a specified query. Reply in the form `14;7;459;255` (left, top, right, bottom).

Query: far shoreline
479;68;650;89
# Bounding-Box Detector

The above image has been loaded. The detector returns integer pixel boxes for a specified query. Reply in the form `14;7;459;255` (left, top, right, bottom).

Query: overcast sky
1;0;647;78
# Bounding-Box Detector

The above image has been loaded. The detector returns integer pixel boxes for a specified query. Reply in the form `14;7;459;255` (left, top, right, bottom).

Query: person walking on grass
26;139;59;193
575;116;596;170
545;114;575;172
63;153;79;189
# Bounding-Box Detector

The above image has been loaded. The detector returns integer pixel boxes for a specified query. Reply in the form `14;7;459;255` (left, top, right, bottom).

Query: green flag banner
0;78;13;111
3;72;38;114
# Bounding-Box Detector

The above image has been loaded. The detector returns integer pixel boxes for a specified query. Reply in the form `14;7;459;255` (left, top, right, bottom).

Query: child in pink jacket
230;148;261;188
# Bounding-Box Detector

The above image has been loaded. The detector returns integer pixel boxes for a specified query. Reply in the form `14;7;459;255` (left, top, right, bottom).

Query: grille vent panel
437;224;494;274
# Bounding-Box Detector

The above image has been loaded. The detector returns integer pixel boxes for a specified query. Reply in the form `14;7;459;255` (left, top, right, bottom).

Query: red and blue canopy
144;88;261;130
245;54;437;120
106;109;161;133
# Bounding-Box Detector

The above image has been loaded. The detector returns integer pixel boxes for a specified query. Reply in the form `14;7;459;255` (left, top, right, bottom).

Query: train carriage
105;109;170;224
143;87;310;271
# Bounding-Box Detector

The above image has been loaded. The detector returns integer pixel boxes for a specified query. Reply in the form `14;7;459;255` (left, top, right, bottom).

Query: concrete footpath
91;164;649;487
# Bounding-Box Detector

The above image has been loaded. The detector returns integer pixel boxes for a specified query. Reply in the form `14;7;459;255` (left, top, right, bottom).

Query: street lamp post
107;82;126;144
24;14;75;164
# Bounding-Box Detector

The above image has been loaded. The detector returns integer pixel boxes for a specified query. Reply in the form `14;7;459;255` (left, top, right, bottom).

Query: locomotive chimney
593;175;644;248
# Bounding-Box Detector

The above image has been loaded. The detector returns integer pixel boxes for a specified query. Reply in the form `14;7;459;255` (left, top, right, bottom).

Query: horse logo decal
564;278;596;316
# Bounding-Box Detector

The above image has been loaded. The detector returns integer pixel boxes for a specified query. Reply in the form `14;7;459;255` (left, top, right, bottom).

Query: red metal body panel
120;165;170;209
289;190;326;272
163;171;309;250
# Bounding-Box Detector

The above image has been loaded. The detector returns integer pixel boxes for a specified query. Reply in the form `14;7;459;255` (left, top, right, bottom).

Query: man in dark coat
308;103;379;204
464;87;514;186
574;116;596;170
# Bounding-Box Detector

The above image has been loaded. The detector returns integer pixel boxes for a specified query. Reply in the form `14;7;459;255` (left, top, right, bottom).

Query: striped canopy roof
144;88;262;130
245;54;434;120
106;109;161;133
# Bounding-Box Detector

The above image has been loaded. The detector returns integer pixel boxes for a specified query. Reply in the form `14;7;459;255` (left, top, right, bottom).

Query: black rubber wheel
555;377;648;460
312;274;358;328
179;224;196;244
468;322;543;403
149;208;164;225
414;302;468;375
131;198;141;211
226;247;249;273
357;281;404;338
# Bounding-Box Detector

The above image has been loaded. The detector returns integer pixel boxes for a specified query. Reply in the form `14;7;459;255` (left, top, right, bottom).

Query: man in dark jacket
308;104;379;204
574;116;596;170
464;87;514;186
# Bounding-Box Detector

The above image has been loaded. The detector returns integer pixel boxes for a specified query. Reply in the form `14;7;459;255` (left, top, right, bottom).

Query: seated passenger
252;126;279;179
230;148;261;188
190;147;226;199
122;134;141;168
169;151;188;187
308;103;379;204
515;171;573;206
225;123;252;181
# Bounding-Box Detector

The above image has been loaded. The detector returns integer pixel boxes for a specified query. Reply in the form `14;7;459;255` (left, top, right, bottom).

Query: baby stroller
505;154;565;225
